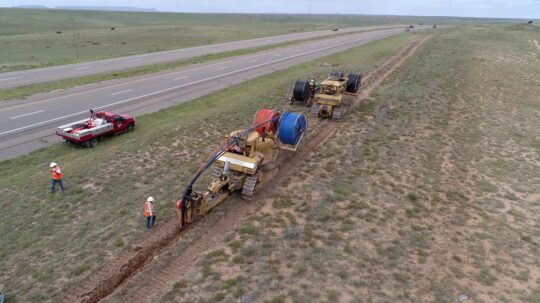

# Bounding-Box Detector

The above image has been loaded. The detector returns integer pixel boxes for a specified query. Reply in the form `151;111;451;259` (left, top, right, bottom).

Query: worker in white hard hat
49;162;65;193
144;196;156;230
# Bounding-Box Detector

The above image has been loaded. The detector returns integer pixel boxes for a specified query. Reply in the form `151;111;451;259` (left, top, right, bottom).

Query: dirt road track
62;35;431;303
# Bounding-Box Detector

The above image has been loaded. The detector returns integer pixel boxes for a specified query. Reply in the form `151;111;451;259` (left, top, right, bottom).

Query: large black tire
292;79;309;102
89;138;98;148
126;123;135;133
346;73;361;93
329;70;344;78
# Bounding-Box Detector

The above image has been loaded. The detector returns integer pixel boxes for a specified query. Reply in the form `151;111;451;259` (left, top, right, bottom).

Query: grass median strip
0;33;415;302
0;28;399;101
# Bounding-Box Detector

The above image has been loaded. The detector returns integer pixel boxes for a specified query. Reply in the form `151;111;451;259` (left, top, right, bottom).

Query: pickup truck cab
56;111;135;147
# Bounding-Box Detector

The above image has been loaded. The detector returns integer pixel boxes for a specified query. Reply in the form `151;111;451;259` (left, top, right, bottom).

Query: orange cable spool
253;108;280;135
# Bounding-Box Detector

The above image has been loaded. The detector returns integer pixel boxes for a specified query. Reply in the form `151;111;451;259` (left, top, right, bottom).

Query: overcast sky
2;0;540;18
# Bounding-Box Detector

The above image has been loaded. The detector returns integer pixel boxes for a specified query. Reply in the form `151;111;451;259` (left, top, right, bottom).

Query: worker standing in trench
49;162;65;193
144;197;156;230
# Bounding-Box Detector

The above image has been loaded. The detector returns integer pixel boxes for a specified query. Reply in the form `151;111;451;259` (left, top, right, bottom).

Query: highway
0;26;398;89
0;27;418;160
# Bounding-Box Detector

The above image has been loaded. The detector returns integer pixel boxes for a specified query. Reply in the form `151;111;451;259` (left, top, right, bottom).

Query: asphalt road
0;27;423;160
0;26;397;89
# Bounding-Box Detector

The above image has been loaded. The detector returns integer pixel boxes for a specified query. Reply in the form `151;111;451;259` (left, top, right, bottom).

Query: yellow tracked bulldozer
310;71;361;120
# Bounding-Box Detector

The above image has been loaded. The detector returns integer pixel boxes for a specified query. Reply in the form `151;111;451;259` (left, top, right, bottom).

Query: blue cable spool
278;112;307;146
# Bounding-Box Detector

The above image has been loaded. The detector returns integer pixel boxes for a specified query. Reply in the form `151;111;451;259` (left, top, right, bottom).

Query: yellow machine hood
217;152;262;174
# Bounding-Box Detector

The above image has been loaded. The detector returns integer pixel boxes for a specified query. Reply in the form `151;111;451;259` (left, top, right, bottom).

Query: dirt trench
62;35;430;303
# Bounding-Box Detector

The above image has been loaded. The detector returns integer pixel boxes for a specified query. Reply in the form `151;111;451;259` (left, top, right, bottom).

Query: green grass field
0;8;525;72
157;24;539;302
0;32;417;302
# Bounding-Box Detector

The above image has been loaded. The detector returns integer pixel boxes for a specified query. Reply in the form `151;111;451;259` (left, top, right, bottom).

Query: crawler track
62;35;430;303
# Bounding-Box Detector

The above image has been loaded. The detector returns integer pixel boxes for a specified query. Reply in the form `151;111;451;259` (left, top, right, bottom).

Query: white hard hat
50;162;57;168
147;196;155;202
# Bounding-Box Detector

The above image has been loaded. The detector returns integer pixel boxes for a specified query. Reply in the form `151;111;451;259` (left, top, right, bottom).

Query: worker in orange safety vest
144;196;156;230
50;162;65;193
176;199;182;225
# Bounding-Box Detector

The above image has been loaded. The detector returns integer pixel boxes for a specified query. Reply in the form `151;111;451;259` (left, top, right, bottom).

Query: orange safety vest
176;200;182;224
51;166;63;180
144;201;154;217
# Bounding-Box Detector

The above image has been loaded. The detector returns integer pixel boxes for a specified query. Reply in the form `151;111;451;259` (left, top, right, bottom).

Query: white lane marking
249;59;258;63
0;76;23;81
10;110;45;120
217;66;229;70
174;75;189;80
111;89;132;96
0;31;395;137
74;66;89;70
129;59;143;62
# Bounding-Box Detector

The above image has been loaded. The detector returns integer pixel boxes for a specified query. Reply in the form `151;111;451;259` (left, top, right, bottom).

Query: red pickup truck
56;110;135;147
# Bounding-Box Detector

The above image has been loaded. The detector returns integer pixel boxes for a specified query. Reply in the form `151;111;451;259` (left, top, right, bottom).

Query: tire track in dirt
63;35;430;303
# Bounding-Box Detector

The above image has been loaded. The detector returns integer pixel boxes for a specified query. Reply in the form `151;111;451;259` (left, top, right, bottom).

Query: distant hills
14;5;48;9
14;5;158;12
